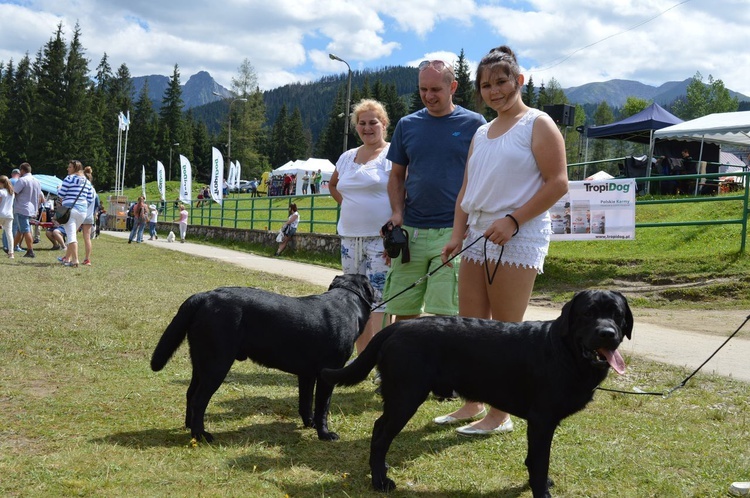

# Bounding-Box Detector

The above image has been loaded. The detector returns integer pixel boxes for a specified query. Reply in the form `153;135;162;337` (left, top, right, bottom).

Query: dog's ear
557;291;581;336
614;291;633;340
328;275;344;291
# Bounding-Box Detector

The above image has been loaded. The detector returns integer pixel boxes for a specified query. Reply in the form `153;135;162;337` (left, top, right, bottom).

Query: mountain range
131;69;750;142
132;69;750;112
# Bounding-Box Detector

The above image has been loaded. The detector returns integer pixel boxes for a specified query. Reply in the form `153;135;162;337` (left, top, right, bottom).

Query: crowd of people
0;161;103;266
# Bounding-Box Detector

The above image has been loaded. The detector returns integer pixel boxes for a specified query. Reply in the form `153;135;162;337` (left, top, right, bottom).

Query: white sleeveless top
461;108;546;227
335;144;392;236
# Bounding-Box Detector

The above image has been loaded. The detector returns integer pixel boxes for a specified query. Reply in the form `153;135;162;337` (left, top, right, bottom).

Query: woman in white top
58;160;95;267
275;203;300;256
0;175;15;259
328;99;392;354
435;46;569;435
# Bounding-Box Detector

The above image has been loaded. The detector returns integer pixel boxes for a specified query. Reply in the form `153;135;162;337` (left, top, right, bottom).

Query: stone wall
156;222;341;256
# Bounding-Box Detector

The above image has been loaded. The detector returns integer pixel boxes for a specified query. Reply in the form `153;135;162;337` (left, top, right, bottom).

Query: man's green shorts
382;226;459;316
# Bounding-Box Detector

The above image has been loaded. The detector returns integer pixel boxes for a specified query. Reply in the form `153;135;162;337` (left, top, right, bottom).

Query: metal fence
161;194;341;235
124;165;749;253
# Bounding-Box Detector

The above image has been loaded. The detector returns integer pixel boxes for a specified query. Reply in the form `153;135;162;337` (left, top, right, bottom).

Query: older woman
328;99;392;355
58;160;95;267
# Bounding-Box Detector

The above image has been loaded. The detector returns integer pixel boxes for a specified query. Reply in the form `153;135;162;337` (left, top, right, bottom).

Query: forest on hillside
0;23;742;191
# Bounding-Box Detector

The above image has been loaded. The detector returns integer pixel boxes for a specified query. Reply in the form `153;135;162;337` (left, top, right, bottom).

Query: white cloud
0;0;748;96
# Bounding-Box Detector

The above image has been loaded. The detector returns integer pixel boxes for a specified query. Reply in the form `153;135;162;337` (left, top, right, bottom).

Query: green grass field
1;231;748;497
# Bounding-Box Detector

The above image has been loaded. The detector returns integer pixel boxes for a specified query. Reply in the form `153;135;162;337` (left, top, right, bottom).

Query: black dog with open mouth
322;290;632;497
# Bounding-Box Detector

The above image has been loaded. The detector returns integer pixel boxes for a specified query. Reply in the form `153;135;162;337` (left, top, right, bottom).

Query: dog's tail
322;324;397;387
150;294;201;371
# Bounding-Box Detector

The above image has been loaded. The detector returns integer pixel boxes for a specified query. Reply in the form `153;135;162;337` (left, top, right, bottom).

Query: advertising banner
550;179;636;241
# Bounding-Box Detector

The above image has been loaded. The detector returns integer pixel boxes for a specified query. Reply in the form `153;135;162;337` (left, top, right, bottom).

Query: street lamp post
169;142;179;182
329;53;352;153
213;92;248;184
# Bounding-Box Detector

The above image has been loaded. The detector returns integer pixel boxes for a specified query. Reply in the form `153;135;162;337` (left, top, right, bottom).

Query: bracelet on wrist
505;214;519;237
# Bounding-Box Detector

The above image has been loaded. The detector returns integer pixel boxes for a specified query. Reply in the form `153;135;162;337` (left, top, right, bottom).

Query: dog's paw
372;476;396;492
317;430;339;441
193;430;214;443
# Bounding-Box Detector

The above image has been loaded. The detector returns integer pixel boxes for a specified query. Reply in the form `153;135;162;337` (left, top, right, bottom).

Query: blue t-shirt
387;106;486;228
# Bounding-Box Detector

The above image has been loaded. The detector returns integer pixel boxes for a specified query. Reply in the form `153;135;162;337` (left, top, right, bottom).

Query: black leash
372;235;486;312
597;314;750;397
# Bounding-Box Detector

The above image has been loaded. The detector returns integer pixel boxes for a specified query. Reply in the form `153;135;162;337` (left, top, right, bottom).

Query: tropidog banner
550;179;636;241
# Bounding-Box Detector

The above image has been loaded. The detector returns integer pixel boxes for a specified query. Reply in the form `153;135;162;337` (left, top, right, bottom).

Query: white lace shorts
461;215;551;273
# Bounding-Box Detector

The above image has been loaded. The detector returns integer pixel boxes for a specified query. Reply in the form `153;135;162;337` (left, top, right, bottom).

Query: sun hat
149;204;156;210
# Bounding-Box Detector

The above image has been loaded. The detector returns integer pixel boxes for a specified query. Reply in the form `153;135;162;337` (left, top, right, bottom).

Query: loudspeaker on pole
543;104;576;127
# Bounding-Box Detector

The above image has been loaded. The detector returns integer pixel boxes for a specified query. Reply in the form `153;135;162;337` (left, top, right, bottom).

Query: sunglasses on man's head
418;60;454;74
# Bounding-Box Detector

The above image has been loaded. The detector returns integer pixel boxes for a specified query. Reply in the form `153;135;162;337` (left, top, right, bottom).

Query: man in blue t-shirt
383;59;486;320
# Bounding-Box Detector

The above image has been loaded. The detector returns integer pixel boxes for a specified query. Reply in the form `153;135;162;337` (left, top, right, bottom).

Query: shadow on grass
226;422;531;497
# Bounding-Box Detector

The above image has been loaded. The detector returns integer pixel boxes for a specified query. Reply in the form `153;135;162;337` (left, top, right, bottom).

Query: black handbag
55;180;87;224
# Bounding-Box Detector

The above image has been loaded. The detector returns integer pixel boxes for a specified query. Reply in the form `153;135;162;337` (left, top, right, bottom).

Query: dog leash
372;235;486;312
597;314;750;397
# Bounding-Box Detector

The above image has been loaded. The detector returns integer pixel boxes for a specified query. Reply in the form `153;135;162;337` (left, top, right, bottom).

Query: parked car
230;180;252;193
239;180;258;194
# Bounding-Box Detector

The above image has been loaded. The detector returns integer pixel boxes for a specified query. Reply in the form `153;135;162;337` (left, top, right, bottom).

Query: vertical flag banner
210;147;224;205
141;165;146;197
156;161;166;201
179;155;192;203
227;161;236;192
233;160;241;191
550;179;636;241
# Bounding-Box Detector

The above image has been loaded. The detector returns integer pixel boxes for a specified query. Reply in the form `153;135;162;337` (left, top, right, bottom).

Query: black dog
322;290;632;497
151;274;374;442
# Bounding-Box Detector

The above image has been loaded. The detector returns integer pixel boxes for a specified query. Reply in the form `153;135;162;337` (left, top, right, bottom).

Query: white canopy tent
652;111;750;193
653;111;750;148
271;158;336;195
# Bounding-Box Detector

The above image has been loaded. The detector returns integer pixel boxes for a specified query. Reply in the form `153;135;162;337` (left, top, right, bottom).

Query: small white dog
166;230;175;243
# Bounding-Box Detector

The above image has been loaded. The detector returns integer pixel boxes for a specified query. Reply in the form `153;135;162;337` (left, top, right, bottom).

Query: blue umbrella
35;174;63;195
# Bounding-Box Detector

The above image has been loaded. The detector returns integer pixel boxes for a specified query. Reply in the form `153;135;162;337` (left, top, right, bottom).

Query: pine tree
64;23;94;165
160;64;185;150
536;82;549;109
409;87;424;113
523;75;537;108
591;101;615;161
32;23;68;171
287;107;310;159
454;49;475;111
270;104;289;166
315;87;348;162
379;83;408;139
4;55;34;167
129;79;159;184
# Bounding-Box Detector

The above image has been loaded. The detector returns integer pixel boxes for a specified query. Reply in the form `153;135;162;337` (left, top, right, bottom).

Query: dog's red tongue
598;348;626;374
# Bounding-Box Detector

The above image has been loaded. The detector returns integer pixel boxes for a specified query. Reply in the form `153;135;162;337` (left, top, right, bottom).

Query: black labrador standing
151;274;374;442
322;290;632;497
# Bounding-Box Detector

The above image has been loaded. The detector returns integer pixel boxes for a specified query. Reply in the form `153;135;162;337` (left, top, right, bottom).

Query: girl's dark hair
474;45;522;109
289;203;298;212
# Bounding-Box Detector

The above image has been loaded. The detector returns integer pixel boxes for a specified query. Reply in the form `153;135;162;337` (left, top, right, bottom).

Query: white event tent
653;111;750;148
271;158;336;195
653;111;750;190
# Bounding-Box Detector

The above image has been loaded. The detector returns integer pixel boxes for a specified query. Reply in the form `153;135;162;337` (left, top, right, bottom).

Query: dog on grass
166;230;175;242
322;290;632;498
151;274;375;442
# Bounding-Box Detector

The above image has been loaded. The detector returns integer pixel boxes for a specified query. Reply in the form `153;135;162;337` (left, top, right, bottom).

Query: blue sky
1;0;748;96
